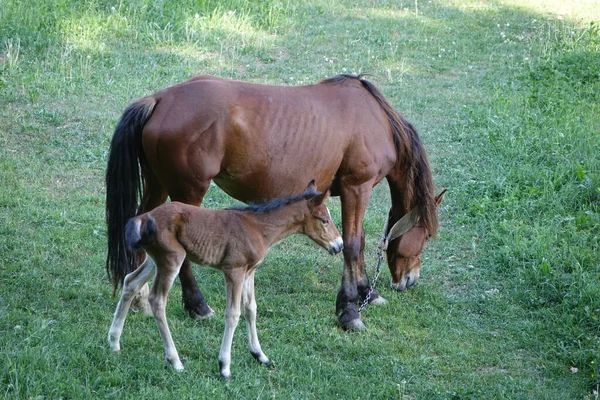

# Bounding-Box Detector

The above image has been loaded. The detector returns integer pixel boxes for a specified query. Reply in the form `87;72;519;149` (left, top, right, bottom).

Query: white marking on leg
219;269;244;378
242;270;269;364
108;258;156;352
150;257;184;371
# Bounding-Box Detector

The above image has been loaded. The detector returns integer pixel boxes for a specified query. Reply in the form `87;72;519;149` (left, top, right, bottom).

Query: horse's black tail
105;98;156;293
124;214;158;251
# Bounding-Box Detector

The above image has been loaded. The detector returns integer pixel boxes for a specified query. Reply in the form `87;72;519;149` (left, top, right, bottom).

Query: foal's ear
435;189;447;206
305;179;318;194
308;190;330;208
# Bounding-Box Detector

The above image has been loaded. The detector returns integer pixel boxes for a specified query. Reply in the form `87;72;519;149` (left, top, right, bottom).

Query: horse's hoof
369;295;388;305
344;319;366;331
189;305;215;320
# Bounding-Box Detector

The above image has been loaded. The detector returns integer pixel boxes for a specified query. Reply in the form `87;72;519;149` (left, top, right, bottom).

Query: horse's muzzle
329;237;344;255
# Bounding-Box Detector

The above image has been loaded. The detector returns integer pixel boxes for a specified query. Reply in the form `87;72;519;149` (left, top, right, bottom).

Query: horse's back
142;76;397;201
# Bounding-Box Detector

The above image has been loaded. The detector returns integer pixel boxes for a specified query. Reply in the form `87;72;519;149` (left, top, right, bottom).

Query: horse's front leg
338;182;374;330
219;268;245;379
357;229;387;306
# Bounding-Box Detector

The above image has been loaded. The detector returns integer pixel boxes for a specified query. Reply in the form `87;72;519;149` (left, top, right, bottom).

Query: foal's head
386;190;446;291
301;181;344;255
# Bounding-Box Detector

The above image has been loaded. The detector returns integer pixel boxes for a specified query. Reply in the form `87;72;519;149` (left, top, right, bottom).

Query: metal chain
358;237;388;313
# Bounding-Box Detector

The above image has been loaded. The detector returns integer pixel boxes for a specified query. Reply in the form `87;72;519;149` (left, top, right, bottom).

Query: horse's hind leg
169;183;215;320
108;257;156;352
242;269;269;366
149;252;186;371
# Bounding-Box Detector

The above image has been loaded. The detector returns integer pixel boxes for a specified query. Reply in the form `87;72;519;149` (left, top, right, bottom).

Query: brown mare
106;74;443;331
108;182;342;378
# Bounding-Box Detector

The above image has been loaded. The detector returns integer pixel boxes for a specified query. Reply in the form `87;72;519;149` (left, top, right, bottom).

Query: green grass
1;0;599;398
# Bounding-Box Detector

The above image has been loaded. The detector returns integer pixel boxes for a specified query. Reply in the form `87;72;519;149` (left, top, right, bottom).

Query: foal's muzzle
329;237;344;255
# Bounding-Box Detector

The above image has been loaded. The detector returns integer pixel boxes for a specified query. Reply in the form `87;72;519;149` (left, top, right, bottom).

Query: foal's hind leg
149;252;186;371
131;171;167;316
218;267;245;379
242;269;269;366
108;257;156;352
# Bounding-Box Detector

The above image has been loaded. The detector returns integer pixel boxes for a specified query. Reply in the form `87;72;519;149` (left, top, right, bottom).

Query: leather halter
380;207;420;253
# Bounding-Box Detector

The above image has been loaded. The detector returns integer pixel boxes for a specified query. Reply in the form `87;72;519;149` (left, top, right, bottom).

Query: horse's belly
213;163;329;203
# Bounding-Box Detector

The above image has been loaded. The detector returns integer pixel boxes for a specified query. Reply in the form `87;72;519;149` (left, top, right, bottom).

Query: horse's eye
321;218;329;225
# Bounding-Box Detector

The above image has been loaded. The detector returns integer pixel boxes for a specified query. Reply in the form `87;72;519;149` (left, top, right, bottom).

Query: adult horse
106;74;442;330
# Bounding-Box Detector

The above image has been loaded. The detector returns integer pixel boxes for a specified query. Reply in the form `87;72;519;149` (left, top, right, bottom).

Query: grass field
1;0;599;398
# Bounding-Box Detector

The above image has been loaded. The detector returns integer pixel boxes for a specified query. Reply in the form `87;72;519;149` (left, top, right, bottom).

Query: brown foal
107;182;343;378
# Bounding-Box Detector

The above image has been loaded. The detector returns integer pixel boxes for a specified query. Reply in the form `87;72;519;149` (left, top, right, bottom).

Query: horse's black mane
228;190;319;214
320;73;373;84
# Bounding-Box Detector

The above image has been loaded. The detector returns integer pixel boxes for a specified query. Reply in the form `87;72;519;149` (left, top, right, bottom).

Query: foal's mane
321;74;438;236
228;190;319;214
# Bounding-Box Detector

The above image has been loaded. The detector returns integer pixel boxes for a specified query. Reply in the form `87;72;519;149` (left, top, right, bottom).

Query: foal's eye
321;219;329;225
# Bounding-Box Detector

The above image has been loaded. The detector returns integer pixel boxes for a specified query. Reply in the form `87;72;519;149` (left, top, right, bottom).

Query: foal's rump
124;214;158;251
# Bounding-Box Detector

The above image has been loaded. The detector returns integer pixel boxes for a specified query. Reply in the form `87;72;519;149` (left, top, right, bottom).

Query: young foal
107;182;343;378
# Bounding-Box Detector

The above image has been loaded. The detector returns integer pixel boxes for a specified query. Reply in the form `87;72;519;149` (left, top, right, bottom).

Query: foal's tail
124;214;158;251
105;98;156;293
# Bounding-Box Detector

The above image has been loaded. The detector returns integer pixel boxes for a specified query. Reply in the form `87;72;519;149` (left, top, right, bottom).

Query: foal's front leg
242;269;269;366
218;267;245;379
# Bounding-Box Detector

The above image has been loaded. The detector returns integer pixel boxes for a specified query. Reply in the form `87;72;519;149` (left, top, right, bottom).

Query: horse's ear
309;189;330;208
306;179;317;194
435;189;447;206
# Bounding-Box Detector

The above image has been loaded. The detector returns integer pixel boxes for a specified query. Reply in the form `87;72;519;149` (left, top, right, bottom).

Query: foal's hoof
108;334;121;352
220;370;232;380
251;351;270;366
167;357;185;372
343;319;366;331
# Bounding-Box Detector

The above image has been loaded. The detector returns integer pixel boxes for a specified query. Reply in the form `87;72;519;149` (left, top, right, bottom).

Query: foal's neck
246;205;305;246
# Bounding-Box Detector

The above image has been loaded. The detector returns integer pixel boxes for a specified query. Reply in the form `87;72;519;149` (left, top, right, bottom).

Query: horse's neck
386;173;412;225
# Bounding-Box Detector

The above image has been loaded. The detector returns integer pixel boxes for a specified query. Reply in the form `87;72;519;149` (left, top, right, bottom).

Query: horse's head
302;181;344;255
386;190;446;291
